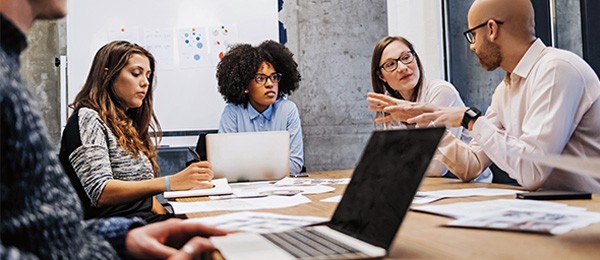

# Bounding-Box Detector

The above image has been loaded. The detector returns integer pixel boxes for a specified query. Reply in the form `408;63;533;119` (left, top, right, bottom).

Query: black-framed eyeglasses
463;19;504;44
379;51;415;72
253;73;282;85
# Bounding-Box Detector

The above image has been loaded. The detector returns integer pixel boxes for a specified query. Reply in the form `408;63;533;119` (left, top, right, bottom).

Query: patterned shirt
0;15;142;259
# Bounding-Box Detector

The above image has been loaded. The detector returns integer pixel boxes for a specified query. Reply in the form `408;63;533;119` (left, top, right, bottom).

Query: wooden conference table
178;170;600;259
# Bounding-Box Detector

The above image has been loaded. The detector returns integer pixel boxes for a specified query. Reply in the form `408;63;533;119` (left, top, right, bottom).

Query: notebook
162;178;232;199
206;131;290;182
210;127;446;260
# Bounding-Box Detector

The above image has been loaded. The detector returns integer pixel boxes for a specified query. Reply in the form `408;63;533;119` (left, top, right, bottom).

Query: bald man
368;0;600;193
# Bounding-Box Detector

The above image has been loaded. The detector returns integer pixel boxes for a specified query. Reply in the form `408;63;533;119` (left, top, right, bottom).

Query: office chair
194;129;219;161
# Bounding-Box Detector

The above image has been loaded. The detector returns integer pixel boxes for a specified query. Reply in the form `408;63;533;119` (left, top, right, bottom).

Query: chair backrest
195;129;218;161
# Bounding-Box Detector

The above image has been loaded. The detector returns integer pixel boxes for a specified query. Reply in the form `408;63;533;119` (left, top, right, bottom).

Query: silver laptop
210;127;446;259
206;131;290;182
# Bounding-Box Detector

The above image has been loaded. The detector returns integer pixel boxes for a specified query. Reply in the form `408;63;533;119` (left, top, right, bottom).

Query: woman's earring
244;90;249;94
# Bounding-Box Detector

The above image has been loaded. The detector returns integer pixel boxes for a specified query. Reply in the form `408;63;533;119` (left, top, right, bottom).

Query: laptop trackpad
211;232;294;260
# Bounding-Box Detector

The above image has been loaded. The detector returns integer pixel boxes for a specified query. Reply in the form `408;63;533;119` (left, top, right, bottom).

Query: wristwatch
461;107;482;129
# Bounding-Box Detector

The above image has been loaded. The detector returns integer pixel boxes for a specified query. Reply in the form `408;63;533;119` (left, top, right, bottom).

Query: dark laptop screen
328;128;444;249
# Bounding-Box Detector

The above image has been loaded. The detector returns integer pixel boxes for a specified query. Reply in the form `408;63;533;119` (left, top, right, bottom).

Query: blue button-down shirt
218;98;304;175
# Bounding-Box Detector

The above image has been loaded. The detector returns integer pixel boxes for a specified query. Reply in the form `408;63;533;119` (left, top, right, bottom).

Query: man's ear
488;20;500;41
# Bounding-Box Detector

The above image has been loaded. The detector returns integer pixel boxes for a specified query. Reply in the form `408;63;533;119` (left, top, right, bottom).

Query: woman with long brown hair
59;41;213;222
367;36;492;182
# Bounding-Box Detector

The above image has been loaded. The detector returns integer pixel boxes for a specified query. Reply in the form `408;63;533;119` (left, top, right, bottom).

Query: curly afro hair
216;40;301;106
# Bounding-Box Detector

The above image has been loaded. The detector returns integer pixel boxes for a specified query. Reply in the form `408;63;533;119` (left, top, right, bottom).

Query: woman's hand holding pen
170;161;214;190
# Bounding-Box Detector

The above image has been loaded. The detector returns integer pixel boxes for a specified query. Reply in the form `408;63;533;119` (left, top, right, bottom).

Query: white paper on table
184;211;329;233
417;188;524;198
233;185;335;198
446;208;600;235
321;195;342;203
169;194;311;214
209;194;238;200
274;177;351;186
208;181;278;199
226;181;276;198
412;199;586;219
518;153;600;180
208;180;333;200
229;181;274;189
412;194;445;204
163;178;232;199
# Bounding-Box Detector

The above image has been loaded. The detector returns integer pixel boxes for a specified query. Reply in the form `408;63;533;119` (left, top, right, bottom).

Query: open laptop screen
206;131;290;182
328;128;444;249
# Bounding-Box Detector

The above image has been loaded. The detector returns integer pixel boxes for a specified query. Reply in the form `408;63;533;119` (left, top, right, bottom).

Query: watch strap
462;107;482;129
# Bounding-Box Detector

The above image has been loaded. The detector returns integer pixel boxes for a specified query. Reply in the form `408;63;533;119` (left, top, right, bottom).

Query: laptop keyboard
261;228;368;259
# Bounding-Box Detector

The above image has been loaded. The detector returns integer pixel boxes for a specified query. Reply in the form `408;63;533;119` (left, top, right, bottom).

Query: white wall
387;0;445;80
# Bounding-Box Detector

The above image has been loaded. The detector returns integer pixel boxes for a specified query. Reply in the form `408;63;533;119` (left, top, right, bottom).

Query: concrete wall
283;0;387;171
22;0;585;174
555;0;582;55
21;19;63;145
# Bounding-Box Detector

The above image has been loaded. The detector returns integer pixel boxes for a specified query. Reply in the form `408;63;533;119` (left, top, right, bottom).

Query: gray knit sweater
59;107;158;220
68;107;154;207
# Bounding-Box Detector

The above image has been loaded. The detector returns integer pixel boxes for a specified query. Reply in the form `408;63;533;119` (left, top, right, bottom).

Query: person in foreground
59;40;215;222
368;35;491;182
368;0;600;193
216;40;305;176
0;0;226;258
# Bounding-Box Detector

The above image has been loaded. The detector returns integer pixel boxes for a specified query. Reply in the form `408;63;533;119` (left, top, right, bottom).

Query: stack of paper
412;199;600;235
447;208;600;235
412;199;585;219
274;177;351;186
184;211;328;233
208;180;336;199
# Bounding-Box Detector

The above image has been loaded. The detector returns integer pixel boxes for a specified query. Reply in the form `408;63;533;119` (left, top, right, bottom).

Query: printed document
185;211;328;233
446;208;600;235
412;199;586;219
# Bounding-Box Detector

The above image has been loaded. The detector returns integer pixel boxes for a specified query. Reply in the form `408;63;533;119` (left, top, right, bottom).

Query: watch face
466;109;478;117
462;107;481;128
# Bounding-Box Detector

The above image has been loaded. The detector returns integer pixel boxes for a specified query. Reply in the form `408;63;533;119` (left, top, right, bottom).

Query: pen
187;147;201;161
187;147;215;188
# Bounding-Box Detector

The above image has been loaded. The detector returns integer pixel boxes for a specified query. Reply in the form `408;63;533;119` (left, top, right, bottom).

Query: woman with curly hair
216;40;304;176
59;41;214;222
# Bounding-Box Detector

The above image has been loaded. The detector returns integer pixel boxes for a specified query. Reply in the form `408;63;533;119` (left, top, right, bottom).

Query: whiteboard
66;0;279;147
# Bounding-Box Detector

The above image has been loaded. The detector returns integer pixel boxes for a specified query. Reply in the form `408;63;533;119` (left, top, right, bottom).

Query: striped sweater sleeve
68;108;114;206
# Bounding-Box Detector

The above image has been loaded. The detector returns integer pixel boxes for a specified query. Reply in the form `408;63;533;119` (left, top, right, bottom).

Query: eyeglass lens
465;32;475;43
254;73;281;85
463;20;503;44
382;52;414;72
